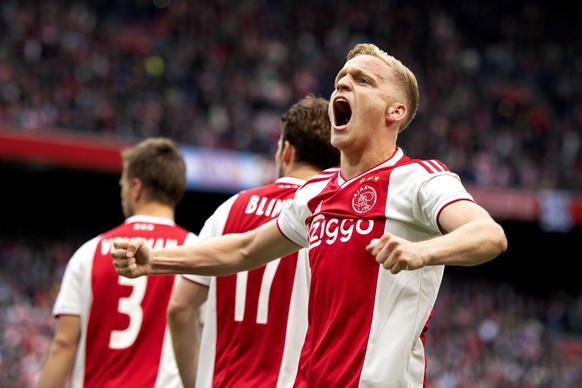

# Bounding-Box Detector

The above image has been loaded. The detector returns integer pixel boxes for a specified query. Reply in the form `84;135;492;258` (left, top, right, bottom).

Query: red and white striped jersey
277;148;474;388
53;215;197;388
185;177;310;388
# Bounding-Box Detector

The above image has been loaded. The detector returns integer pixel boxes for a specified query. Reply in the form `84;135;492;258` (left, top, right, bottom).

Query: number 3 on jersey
235;259;280;324
109;276;147;349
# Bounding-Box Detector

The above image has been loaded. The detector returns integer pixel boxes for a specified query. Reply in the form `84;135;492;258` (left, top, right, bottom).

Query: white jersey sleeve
53;236;100;316
184;231;199;245
416;172;475;231
277;183;322;248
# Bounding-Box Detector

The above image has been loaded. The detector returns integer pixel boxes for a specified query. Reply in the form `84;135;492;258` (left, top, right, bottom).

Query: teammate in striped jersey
39;138;195;388
112;43;507;387
166;95;339;388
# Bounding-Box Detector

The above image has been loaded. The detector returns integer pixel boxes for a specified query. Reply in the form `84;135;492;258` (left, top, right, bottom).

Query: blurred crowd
0;237;76;387
0;0;581;191
2;236;582;387
427;276;582;387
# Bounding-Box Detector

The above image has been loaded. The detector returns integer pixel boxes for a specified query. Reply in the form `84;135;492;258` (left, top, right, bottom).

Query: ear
281;140;295;165
386;103;407;124
131;177;144;202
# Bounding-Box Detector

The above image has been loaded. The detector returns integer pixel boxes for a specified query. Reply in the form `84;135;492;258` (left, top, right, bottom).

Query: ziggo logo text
308;214;375;248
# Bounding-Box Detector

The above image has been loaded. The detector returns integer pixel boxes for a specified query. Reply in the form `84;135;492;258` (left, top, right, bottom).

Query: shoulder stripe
306;168;339;184
419;160;448;173
431;159;449;171
319;167;340;176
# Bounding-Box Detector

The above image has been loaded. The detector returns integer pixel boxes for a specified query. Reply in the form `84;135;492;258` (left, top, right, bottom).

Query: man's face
329;54;394;153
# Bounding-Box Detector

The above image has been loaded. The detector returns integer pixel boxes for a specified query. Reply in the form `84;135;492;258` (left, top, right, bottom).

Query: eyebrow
334;66;380;86
334;68;349;84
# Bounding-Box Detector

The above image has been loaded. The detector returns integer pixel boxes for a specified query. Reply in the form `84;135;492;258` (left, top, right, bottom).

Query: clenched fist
111;238;153;278
366;233;424;274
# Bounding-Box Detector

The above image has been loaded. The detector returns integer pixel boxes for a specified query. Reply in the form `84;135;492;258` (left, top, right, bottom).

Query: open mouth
333;98;351;126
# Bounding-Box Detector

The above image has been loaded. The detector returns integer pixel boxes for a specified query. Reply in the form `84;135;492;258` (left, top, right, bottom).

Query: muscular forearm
150;223;298;276
424;219;507;267
151;233;258;276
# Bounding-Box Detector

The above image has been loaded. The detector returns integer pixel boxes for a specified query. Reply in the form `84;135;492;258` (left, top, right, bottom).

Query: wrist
148;250;159;275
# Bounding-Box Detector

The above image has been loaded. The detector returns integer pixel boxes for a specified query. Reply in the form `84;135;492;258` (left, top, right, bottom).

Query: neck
340;145;397;180
284;163;323;181
132;203;175;220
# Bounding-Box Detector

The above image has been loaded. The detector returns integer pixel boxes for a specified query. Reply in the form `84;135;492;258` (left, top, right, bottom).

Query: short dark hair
281;94;340;170
122;137;186;207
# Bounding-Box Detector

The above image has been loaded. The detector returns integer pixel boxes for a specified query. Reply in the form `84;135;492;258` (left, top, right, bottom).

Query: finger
375;244;394;266
126;239;143;258
113;256;132;269
119;262;138;278
365;239;380;252
110;248;122;259
376;238;399;264
116;267;131;277
112;238;129;250
388;257;410;274
382;246;403;274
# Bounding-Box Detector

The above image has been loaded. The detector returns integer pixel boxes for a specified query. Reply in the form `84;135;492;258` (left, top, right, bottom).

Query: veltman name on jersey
245;195;293;218
100;237;180;256
308;214;374;248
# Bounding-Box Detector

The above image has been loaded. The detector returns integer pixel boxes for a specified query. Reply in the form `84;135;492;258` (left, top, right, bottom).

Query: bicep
438;200;496;234
53;314;81;345
48;315;81;363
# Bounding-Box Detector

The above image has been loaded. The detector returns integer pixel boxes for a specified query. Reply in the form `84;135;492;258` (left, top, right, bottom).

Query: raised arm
112;219;300;278
367;200;507;274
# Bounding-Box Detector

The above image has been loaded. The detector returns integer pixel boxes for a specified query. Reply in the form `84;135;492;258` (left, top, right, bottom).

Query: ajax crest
352;184;377;214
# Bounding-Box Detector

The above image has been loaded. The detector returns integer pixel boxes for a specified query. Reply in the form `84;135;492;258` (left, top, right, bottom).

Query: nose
335;75;351;92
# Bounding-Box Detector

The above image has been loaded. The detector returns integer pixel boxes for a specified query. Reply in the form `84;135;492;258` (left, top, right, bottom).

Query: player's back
197;177;309;388
59;216;194;388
